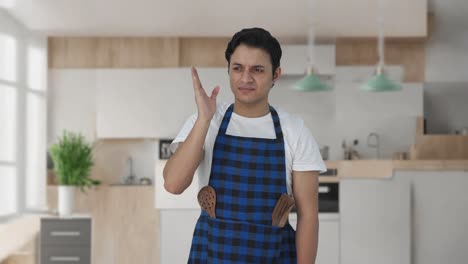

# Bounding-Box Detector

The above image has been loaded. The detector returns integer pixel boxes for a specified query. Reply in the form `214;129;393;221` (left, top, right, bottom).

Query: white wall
426;0;468;82
423;1;468;134
272;67;423;160
423;82;468;134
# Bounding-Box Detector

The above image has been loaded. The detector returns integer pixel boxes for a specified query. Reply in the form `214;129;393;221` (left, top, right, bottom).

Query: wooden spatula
197;185;216;218
272;194;295;227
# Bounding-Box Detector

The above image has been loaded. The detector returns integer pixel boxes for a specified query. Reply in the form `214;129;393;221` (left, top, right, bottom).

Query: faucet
124;156;136;184
367;132;380;159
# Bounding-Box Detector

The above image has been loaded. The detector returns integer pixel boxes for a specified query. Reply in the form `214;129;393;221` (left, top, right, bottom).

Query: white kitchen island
339;161;468;264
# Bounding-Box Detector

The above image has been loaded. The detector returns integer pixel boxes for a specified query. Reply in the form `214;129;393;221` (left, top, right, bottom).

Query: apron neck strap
218;104;284;142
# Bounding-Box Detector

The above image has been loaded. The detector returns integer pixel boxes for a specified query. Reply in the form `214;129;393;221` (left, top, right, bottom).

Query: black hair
225;27;282;75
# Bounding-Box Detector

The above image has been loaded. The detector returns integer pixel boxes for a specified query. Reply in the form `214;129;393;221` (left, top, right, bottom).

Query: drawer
41;219;91;246
41;246;90;264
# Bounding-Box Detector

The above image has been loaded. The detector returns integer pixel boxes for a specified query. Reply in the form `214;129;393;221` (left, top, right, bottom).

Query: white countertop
289;212;340;222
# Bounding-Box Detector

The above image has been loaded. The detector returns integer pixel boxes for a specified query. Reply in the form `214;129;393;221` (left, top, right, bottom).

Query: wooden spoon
197;185;216;218
272;194;295;227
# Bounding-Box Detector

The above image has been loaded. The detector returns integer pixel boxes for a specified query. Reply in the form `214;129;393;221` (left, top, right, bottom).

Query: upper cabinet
96;68;232;138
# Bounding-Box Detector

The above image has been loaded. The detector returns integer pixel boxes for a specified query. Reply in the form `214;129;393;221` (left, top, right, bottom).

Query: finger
191;66;204;92
210;86;220;99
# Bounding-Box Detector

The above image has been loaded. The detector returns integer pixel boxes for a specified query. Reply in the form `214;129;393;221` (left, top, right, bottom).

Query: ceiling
2;0;428;38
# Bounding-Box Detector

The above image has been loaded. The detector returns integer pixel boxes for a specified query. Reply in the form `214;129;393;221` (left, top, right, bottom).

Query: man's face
229;44;280;108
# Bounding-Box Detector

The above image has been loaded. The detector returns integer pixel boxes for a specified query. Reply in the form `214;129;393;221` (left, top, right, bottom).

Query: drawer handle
50;231;81;237
50;256;80;262
319;186;330;193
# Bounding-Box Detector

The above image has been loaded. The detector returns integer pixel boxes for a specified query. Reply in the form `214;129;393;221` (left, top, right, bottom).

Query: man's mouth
238;86;255;91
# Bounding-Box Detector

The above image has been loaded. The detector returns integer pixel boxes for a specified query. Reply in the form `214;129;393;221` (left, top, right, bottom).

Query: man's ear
272;67;282;87
273;67;282;82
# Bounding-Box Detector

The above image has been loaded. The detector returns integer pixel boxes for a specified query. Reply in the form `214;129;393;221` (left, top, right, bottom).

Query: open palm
191;67;220;122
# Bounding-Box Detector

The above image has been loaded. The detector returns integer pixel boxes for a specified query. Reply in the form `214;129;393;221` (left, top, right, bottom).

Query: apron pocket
207;217;282;264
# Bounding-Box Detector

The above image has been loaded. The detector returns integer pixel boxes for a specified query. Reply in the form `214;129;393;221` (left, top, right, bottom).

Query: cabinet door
289;213;340;264
316;218;340;264
340;178;410;264
96;68;231;138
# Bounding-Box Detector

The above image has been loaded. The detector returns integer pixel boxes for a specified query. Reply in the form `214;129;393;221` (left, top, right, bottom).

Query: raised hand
191;67;220;123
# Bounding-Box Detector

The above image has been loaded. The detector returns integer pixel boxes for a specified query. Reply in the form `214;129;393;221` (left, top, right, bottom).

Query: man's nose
241;69;254;83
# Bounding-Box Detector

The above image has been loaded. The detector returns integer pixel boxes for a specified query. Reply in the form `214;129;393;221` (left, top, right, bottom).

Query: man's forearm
296;215;319;264
163;118;210;194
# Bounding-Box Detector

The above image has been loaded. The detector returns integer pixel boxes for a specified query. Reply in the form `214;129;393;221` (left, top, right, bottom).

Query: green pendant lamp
361;0;402;92
361;66;402;92
294;0;332;92
294;67;332;91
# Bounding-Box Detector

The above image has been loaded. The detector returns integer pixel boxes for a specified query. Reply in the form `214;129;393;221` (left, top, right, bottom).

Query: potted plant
49;131;100;216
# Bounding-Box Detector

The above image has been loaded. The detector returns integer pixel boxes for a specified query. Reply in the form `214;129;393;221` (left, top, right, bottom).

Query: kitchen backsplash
47;139;159;185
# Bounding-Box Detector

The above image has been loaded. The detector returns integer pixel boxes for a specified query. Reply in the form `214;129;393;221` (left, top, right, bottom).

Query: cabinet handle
50;256;80;262
50;231;80;237
319;186;330;193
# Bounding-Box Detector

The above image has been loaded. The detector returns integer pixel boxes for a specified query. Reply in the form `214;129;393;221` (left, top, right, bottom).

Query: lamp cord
307;0;317;70
377;0;385;69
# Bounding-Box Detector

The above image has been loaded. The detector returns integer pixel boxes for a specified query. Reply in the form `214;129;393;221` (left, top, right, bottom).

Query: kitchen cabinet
40;216;92;264
160;209;200;264
340;177;411;264
96;68;232;138
47;186;159;264
289;213;340;264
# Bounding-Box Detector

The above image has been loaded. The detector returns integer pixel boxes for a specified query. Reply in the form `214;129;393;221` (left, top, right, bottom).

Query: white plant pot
58;186;75;216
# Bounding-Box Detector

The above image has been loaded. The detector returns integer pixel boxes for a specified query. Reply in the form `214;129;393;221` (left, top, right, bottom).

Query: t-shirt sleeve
169;113;197;154
292;123;327;173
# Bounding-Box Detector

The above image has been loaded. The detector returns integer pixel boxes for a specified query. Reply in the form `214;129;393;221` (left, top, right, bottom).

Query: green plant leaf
49;130;100;192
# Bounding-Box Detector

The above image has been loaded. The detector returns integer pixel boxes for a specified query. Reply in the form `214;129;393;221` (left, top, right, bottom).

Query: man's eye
232;66;241;71
255;68;264;73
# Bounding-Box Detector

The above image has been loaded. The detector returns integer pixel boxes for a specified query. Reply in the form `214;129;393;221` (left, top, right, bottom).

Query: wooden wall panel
48;37;99;68
179;37;229;67
410;116;468;160
410;135;468;160
336;38;425;82
48;37;179;68
49;36;426;82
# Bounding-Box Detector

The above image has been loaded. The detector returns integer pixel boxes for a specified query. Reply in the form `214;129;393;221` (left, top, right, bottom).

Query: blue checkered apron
188;104;297;264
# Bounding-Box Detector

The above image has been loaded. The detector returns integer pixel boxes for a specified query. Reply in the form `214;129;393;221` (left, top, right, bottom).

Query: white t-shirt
170;102;327;195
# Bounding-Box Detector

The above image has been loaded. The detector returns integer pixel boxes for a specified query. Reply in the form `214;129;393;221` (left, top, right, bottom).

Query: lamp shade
360;72;402;92
293;68;332;92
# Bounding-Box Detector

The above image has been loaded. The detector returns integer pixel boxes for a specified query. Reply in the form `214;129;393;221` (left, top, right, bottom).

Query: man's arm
162;67;219;194
292;170;320;264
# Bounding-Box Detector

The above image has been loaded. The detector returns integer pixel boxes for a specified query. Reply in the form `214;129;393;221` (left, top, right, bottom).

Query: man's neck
233;102;270;118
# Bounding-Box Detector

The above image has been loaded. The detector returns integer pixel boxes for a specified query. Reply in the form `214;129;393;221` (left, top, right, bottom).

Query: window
0;33;18;218
0;16;47;220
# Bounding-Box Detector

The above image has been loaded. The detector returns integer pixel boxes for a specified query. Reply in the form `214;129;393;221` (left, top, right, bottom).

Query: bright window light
26;93;47;209
0;166;17;216
0;33;17;82
0;84;16;162
27;45;46;91
0;0;15;9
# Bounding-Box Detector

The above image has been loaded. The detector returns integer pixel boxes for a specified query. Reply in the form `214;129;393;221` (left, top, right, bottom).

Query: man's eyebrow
231;62;265;68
